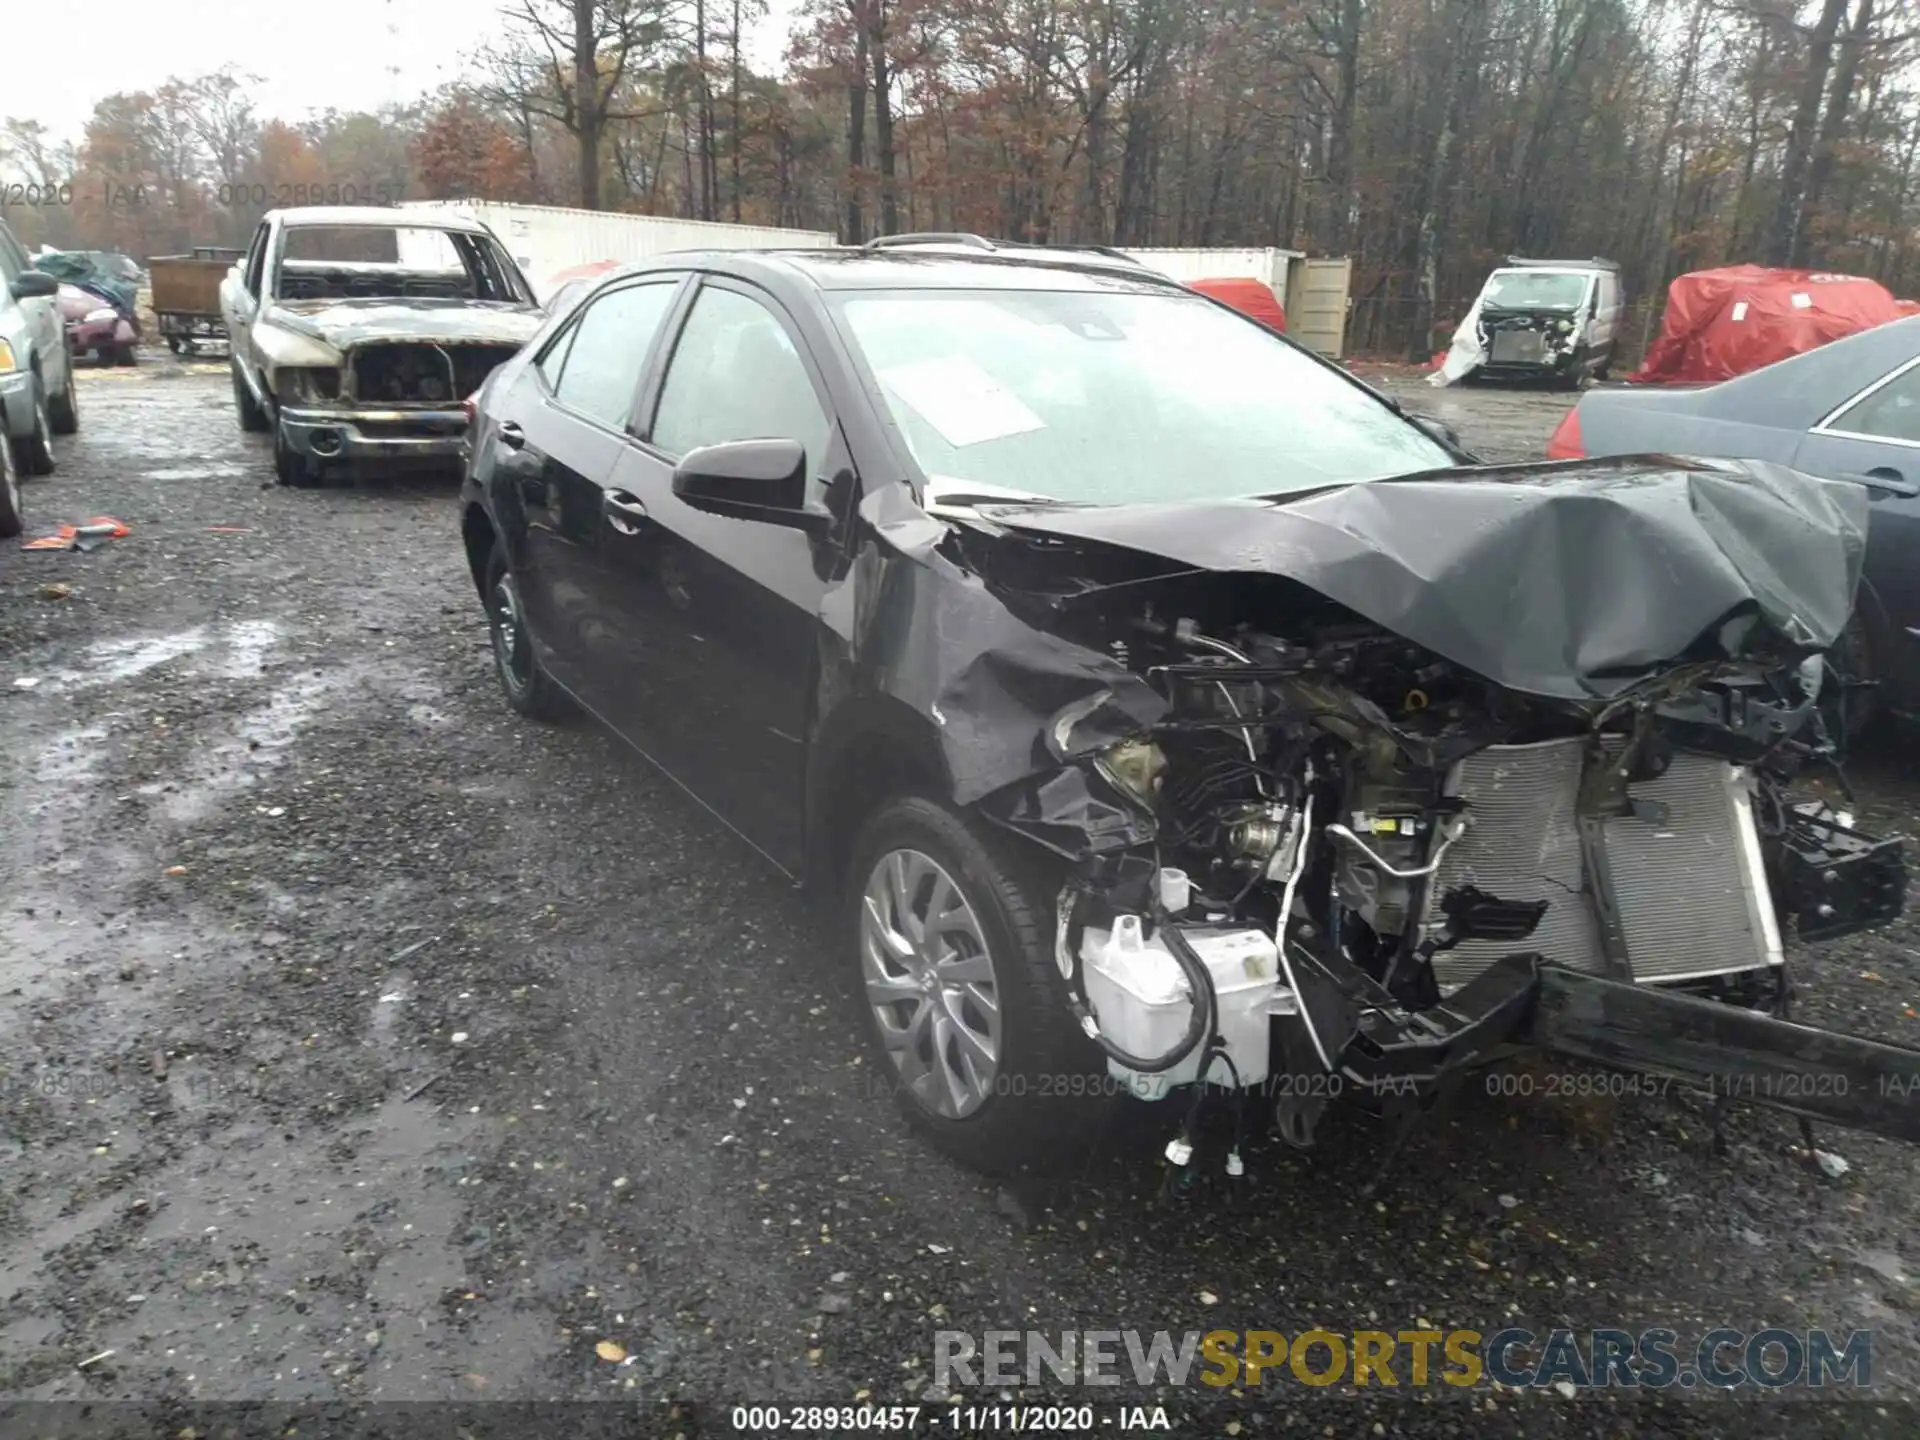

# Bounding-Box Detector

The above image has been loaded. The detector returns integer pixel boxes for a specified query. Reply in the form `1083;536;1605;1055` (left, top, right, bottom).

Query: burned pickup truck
221;207;542;486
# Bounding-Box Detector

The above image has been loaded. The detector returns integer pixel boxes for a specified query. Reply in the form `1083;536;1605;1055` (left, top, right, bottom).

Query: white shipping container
1120;245;1354;359
398;199;837;300
1121;245;1299;292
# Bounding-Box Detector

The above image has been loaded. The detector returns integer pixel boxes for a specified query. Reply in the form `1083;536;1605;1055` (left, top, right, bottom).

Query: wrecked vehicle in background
1433;255;1624;389
36;250;142;365
460;239;1918;1177
56;283;139;365
220;207;542;487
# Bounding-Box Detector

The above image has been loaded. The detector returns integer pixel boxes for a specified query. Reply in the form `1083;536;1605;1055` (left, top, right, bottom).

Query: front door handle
604;490;649;535
498;421;526;451
1843;468;1916;497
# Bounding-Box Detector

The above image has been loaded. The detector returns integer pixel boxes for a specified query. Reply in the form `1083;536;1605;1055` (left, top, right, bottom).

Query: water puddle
158;668;354;826
139;463;249;481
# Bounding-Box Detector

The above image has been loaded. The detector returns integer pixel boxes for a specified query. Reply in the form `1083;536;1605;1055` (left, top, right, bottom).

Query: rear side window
650;286;831;473
549;281;679;430
0;224;27;282
1832;360;1920;444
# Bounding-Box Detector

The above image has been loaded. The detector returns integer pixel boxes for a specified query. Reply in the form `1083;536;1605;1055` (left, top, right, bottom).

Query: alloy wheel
491;574;532;693
860;848;1002;1119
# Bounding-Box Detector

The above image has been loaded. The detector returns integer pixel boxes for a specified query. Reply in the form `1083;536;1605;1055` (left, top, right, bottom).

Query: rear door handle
498;421;526;450
604;490;649;535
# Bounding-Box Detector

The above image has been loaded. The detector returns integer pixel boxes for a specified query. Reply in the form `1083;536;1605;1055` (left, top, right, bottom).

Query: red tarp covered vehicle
1628;265;1903;384
1188;277;1287;333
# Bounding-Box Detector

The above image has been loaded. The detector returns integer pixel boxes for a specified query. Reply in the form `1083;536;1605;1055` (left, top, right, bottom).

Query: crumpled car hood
971;456;1869;701
267;298;543;350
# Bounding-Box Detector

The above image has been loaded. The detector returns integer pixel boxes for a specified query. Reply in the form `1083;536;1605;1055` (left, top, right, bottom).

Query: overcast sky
9;0;797;147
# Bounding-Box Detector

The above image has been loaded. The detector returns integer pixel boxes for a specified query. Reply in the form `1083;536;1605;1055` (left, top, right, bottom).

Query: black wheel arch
461;502;498;601
1846;572;1901;709
807;694;956;892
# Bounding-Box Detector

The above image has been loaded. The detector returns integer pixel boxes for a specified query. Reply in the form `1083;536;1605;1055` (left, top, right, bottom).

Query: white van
1432;256;1624;389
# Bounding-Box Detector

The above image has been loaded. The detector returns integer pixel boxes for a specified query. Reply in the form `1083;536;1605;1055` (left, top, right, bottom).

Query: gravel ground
1;351;1918;1437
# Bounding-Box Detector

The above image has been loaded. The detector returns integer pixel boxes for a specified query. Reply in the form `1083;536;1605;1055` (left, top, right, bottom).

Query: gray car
1550;315;1920;722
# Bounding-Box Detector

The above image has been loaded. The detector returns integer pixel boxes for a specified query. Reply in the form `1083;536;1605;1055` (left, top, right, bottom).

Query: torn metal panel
974;456;1868;700
1429;293;1487;386
841;485;1168;806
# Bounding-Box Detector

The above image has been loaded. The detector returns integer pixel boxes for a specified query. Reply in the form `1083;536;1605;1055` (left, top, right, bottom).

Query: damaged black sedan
459;236;1919;1174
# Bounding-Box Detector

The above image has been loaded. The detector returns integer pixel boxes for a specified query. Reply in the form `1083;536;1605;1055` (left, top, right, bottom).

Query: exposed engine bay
1062;596;1902;1147
350;342;520;404
1479;308;1581;370
924;471;1916;1158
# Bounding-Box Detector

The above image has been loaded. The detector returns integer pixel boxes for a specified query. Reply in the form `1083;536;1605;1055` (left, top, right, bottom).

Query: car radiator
1421;737;1784;991
1487;329;1548;364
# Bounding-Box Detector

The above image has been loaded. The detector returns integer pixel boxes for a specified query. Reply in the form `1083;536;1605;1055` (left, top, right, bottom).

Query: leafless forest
4;0;1917;356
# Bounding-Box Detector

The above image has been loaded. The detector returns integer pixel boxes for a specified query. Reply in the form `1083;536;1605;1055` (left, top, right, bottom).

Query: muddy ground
1;352;1917;1438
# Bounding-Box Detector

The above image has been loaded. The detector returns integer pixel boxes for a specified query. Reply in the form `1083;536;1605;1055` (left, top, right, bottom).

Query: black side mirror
671;438;832;533
1406;412;1462;451
10;270;58;301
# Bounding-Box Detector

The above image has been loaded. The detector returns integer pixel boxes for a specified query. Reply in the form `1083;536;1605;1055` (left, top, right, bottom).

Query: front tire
233;360;270;433
272;415;318;488
1825;610;1879;745
484;544;571;720
847;795;1109;1173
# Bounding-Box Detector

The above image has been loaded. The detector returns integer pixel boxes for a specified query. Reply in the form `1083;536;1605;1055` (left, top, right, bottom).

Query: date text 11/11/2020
728;1405;1172;1433
0;180;409;210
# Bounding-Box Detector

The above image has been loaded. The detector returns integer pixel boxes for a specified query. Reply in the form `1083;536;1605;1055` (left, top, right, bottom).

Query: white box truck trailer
1120;246;1354;358
398;200;838;301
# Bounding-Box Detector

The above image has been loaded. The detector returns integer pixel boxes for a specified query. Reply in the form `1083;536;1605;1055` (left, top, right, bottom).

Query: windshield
274;225;528;304
833;287;1452;505
1481;269;1592;312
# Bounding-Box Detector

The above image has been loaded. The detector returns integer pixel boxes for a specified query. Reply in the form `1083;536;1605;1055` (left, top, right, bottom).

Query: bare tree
497;0;669;209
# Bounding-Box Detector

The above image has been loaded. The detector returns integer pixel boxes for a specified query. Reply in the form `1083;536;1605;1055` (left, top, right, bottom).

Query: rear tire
111;345;137;367
484;544;571;720
845;795;1111;1174
15;381;55;476
233;361;270;433
47;362;79;435
0;420;22;539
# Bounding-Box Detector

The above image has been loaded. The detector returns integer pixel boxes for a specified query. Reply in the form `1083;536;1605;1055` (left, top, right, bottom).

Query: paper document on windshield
878;357;1046;447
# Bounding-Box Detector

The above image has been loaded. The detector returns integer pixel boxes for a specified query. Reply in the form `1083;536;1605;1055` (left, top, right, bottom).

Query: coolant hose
1063;892;1220;1075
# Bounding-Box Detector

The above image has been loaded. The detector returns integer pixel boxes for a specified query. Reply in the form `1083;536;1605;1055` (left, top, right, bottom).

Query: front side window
243;223;269;296
550;281;679;430
651;286;832;472
833;286;1451;506
1831;360;1920;445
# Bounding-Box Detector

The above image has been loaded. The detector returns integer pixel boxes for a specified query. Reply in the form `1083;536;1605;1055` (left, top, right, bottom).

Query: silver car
0;216;80;486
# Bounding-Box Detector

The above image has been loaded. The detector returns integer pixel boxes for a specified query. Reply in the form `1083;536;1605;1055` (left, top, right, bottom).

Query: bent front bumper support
1336;957;1920;1146
1527;964;1920;1146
